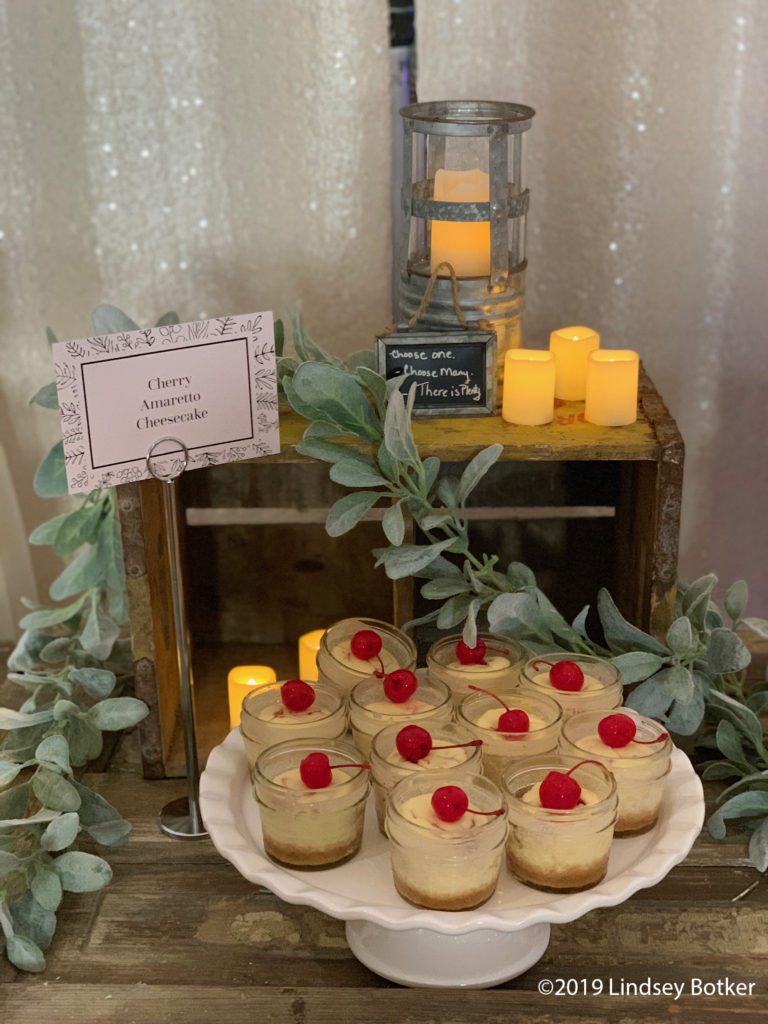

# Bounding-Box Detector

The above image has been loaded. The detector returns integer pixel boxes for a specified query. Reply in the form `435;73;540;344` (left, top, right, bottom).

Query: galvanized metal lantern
398;100;535;376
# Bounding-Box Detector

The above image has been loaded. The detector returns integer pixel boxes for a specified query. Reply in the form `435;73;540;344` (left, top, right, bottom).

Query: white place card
52;312;280;493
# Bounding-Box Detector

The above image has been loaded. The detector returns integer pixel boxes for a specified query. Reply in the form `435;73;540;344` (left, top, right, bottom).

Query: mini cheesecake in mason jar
427;633;526;704
560;709;672;835
503;755;617;892
253;738;370;869
317;618;417;695
519;653;622;718
457;686;562;786
240;679;347;769
386;770;508;911
370;722;484;832
349;670;453;757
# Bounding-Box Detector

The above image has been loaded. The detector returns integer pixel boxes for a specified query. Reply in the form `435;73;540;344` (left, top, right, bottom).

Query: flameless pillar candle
298;629;325;682
430;168;491;278
228;666;277;729
584;350;639;426
549;326;601;401
502;350;556;426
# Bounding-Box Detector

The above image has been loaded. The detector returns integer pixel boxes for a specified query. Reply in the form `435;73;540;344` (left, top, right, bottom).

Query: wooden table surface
2;729;766;1024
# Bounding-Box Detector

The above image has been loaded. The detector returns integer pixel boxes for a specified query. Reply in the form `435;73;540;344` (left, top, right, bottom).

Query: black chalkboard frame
375;328;497;418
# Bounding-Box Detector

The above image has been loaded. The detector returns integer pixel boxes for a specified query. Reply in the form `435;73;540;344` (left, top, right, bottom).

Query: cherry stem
431;740;483;752
486;644;510;657
531;660;554;671
467;807;505;817
372;655;386;678
633;734;669;745
468;684;510;712
327;762;371;772
565;759;604;778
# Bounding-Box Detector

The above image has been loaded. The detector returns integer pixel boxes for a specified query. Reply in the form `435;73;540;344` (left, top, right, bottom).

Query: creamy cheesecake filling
330;642;399;675
398;792;493;834
273;766;353;798
531;670;603;692
521;781;600;808
384;746;470;771
474;708;547;733
362;697;434;717
576;733;658;759
257;704;333;723
446;655;511;674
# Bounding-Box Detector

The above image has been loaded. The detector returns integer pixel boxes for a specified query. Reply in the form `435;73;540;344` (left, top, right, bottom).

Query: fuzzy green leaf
87;697;149;732
19;592;88;630
744;618;768;641
34;442;68;498
611;651;664;684
32;769;81;812
40;638;72;664
54;851;112;892
80;598;120;661
748;817;768;872
49;547;102;601
381;501;405;546
708;792;768;840
666;616;695;656
325;491;380;538
91;304;139;334
663;685;705;735
716;720;749;766
506;562;537;589
597;589;670;656
30;868;63;911
155;310;179;327
456;444;502;504
421;577;472;600
329;459;388;489
624;674;675;717
96;516;125;594
64;716;104;766
355;366;386;409
35;736;71;774
374;539;454;581
72;781;131;847
53;502;104;556
423;457;441;492
40;812;80;853
724;580;748;623
436;593;474;630
295;439;372;466
69;667;117;699
0;707;54;731
666;664;695;704
10;892;56;952
6;933;45;972
383;387;419;465
681;574;718;630
706;627;751;675
30;382;59;410
291;362;380;441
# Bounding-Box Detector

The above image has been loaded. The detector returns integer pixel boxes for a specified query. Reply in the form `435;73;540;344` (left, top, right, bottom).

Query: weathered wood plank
4;984;766;1023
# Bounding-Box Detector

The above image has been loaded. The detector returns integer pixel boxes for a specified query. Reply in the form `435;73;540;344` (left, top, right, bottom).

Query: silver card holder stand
146;437;207;839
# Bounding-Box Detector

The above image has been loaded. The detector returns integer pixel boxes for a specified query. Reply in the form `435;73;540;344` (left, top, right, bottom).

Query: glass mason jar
559;709;672;835
240;680;348;770
503;755;617;892
426;632;526;704
370;721;484;834
349;674;453;757
385;769;507;911
252;737;370;869
457;689;562;786
317;617;417;695
519;652;622;718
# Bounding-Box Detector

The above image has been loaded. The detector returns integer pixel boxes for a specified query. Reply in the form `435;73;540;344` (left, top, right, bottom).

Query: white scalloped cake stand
200;731;704;988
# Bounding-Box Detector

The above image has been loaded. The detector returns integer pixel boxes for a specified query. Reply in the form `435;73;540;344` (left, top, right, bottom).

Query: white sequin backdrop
417;0;768;613
0;0;392;631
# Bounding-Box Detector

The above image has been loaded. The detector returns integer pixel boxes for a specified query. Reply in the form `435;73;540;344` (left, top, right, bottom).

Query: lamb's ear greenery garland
280;317;768;873
0;306;175;973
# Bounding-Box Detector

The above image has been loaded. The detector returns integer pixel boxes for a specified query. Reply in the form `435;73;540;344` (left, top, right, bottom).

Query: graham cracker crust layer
393;872;497;911
507;853;608;893
264;836;361;870
615;814;659;837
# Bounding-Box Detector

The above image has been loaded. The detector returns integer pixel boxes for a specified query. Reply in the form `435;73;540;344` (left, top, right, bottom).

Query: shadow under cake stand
200;731;704;988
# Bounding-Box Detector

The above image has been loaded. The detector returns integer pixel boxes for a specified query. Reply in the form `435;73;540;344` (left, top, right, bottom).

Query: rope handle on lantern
407;262;469;330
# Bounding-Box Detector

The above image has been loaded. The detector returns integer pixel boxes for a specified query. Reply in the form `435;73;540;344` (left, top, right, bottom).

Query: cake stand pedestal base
345;919;551;988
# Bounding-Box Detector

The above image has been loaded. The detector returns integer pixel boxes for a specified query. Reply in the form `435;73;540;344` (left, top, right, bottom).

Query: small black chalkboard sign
376;329;497;417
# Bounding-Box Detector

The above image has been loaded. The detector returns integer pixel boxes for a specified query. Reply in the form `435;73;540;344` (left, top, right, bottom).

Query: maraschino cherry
538;759;603;809
395;724;482;764
455;638;510;666
350;629;386;677
299;751;370;789
383;668;418;704
280;679;315;713
467;684;530;733
532;659;585;692
431;785;505;823
597;712;669;749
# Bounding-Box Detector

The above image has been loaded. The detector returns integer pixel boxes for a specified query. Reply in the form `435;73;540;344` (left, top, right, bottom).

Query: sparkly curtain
0;0;392;615
417;0;768;612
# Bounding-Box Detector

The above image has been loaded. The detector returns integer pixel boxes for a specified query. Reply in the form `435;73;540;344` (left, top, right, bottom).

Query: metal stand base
159;796;208;840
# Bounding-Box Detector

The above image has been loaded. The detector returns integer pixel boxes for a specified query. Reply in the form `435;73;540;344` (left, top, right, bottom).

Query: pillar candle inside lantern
502;350;556;426
298;629;325;682
584;350;639;426
227;666;277;730
430;168;491;278
549;325;601;401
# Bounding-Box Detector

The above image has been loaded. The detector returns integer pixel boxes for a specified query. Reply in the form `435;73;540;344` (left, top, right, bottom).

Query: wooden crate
117;367;683;778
